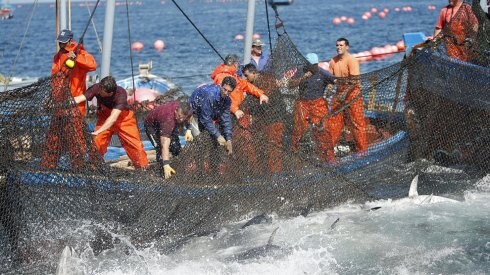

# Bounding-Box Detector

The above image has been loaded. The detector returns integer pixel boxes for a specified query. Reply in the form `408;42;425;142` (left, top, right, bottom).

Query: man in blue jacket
189;76;236;155
250;39;269;71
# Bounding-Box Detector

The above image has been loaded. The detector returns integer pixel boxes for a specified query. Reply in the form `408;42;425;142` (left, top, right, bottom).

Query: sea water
57;173;489;274
1;0;489;273
2;0;438;93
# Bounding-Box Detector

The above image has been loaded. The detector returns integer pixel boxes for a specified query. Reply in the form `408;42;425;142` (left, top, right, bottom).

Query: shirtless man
328;38;367;156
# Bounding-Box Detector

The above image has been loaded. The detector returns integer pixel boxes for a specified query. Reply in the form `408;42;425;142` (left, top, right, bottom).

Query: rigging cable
170;0;224;62
124;0;137;103
85;0;103;53
4;0;39;92
264;0;273;54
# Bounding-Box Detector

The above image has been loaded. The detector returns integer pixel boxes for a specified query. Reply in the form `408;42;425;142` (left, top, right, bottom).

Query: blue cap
306;53;319;64
57;29;73;43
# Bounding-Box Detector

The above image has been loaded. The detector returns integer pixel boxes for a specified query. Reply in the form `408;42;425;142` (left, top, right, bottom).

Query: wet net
0;2;489;273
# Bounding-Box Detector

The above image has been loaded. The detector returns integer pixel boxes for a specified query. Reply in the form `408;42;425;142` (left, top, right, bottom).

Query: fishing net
0;2;488;273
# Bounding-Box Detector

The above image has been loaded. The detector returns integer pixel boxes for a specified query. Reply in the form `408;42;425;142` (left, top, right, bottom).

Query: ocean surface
2;0;439;93
1;0;489;274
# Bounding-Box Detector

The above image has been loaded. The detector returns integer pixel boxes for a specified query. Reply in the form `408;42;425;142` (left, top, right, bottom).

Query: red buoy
131;41;144;51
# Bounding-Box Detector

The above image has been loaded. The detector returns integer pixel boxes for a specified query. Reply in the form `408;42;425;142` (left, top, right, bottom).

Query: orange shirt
52;42;97;115
210;64;264;114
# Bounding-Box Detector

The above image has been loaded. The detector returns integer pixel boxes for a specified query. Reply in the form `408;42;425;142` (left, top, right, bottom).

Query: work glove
225;140;233;155
217;135;226;146
184;129;193;142
163;164;175;179
235;110;245;119
259;94;269;104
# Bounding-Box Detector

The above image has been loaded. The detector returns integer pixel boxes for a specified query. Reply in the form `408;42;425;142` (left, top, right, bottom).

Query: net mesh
0;2;488;273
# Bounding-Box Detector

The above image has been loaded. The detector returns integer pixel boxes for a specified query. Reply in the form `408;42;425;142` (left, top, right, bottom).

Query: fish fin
408;175;419;198
267;227;279;247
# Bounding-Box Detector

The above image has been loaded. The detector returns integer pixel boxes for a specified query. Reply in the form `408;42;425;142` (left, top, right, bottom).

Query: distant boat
117;61;178;107
0;75;38;91
269;0;293;6
0;3;14;20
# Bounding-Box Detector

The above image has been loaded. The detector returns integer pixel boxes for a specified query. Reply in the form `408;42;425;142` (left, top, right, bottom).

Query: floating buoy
234;34;244;40
362;15;369;20
154;39;165;52
131;41;144;51
371;7;378;13
378;11;386;19
332;17;341;25
383;8;389;13
253;33;261;39
346;17;355;25
396;40;405;51
364;11;372;18
340;16;347;21
394;7;401;12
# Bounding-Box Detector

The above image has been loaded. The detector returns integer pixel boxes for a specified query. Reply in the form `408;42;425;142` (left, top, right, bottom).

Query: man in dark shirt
289;53;336;162
144;100;193;179
73;76;149;169
189;76;236;155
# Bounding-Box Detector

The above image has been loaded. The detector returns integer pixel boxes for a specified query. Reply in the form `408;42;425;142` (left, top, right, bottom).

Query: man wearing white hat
250;39;269;71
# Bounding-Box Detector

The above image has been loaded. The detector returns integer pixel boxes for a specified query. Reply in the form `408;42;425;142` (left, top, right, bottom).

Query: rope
75;0;101;49
170;0;224;62
4;0;39;92
85;0;103;53
264;0;273;54
125;0;137;103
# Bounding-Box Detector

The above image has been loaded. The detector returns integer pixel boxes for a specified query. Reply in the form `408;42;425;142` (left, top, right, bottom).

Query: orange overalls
437;3;479;62
292;98;335;162
41;43;97;169
94;105;149;169
329;54;367;154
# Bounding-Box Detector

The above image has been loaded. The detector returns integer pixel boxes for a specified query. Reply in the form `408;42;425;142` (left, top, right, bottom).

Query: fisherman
328;38;367;156
249;38;270;71
288;53;336;162
144;100;194;179
40;29;97;169
433;0;479;62
52;29;97;116
73;76;149;169
243;63;286;172
189;76;236;155
211;54;269;120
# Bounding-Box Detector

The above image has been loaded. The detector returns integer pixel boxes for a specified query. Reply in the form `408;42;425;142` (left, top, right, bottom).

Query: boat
0;2;13;20
403;1;490;172
0;74;38;91
0;1;457;273
269;0;293;6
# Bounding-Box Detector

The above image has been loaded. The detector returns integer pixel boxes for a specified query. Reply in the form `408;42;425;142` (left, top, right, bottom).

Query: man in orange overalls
73;76;149;169
289;53;336;163
41;29;97;169
328;38;367;156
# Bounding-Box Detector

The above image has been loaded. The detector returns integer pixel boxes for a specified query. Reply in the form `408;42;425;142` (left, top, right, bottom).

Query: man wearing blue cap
288;52;336;163
40;29;96;169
